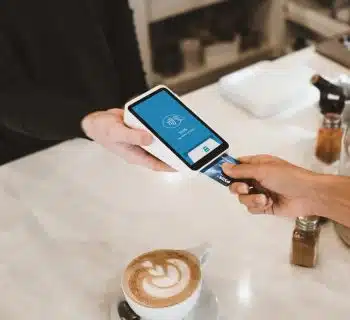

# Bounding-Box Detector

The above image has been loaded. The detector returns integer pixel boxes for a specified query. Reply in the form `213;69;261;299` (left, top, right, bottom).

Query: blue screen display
132;90;223;165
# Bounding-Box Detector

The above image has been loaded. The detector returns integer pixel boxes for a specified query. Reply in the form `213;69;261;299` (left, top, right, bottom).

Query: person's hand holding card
221;155;315;216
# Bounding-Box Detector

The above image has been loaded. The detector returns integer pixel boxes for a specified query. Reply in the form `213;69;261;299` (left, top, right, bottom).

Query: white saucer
108;281;219;320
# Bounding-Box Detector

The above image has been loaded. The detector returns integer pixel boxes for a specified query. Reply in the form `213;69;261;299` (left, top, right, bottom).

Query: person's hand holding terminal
82;109;173;172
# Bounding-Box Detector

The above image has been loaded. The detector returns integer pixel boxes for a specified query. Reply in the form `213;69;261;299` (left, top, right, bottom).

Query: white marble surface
1;48;350;320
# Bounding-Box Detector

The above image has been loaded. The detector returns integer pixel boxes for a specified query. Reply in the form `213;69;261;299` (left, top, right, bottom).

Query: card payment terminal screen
130;89;225;167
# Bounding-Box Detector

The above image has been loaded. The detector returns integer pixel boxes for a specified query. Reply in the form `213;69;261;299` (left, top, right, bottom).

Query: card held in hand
200;153;279;205
200;153;238;186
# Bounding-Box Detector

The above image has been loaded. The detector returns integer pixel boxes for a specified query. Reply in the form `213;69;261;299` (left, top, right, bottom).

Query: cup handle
186;242;212;268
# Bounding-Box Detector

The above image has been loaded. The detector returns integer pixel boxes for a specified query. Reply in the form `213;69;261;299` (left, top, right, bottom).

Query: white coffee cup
121;243;211;320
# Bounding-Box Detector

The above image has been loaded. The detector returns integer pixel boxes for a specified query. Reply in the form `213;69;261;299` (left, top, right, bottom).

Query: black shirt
0;0;147;162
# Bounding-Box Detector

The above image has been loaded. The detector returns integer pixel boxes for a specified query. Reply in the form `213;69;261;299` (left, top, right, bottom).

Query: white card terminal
124;85;229;174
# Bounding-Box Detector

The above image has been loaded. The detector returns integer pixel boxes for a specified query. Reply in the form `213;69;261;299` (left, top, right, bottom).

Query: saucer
108;281;219;320
184;282;219;320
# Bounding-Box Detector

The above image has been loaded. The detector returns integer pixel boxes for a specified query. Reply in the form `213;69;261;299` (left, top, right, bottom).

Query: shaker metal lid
296;216;320;231
323;113;342;128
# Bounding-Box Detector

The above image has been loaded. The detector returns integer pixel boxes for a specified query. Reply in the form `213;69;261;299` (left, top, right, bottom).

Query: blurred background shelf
149;0;226;23
131;0;350;95
160;43;273;93
286;0;350;37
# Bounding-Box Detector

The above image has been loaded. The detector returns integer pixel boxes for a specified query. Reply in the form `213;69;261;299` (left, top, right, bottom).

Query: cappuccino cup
121;243;211;320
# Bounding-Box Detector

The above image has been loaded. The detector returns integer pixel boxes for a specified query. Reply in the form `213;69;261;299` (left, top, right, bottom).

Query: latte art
141;258;191;298
123;250;201;308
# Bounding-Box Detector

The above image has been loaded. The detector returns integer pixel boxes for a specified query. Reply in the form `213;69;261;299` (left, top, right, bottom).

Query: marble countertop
1;47;350;319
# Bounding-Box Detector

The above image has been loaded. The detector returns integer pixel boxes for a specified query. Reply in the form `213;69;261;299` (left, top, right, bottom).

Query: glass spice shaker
290;216;320;268
310;75;345;224
311;74;345;168
315;112;343;165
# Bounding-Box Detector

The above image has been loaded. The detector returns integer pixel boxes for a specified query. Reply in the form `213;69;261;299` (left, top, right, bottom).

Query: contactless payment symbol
162;114;184;129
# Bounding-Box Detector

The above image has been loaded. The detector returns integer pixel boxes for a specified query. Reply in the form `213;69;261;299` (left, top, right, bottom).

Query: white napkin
218;61;317;118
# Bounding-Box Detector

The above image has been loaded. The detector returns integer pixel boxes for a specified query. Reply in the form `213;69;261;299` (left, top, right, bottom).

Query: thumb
222;162;265;181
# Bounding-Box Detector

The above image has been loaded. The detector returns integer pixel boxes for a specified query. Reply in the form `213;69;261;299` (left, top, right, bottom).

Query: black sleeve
0;29;98;141
0;86;93;141
113;0;148;102
0;0;148;142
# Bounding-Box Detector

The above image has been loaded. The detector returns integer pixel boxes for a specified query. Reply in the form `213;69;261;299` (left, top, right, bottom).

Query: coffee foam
123;250;201;308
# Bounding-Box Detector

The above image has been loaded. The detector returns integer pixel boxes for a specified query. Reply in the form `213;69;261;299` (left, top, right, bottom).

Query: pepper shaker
315;113;343;165
290;216;321;268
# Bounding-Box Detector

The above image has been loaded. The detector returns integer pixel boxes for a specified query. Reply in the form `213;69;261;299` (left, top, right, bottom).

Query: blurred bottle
180;38;204;72
336;75;350;125
152;39;184;77
339;75;350;175
335;111;350;246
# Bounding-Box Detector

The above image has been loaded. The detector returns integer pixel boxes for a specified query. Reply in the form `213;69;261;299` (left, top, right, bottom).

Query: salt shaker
290;216;320;268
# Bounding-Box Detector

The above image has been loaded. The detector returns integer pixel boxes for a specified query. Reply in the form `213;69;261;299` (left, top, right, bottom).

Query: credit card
200;153;238;186
200;153;279;204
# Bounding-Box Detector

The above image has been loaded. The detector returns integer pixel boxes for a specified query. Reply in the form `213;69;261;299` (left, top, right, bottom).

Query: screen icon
162;114;184;129
188;138;220;162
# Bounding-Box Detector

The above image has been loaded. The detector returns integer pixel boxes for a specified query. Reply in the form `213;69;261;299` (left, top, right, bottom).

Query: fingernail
222;163;233;173
81;116;92;131
238;184;249;194
254;194;267;206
